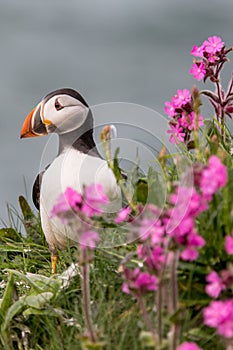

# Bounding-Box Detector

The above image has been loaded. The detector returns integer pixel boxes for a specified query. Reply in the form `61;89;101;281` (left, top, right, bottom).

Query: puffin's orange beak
20;104;48;139
20;107;37;138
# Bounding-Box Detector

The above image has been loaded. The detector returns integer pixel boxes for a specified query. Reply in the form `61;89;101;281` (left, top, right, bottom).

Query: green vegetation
0;131;232;349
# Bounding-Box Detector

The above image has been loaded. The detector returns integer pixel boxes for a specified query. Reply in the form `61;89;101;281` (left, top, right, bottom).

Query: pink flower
189;113;204;131
168;189;206;261
138;217;164;245
178;113;191;129
178;342;203;350
207;53;219;63
168;187;206;246
208;156;227;188
137;245;165;271
168;210;195;239
84;184;108;205
115;207;131;223
64;187;83;208
191;44;205;57
200;156;227;199
169;186;207;219
122;282;131;294
50;194;71;221
205;271;226;298
180;247;199;261
187;232;205;248
225;235;233;255
135;271;158;291
79;230;100;250
164;101;176;117
190;62;206;81
50;187;82;222
122;267;158;295
178;112;204;131
50;184;110;221
172;89;191;108
167;124;186;144
203;299;233;338
180;232;205;261
82;184;108;217
205;35;224;54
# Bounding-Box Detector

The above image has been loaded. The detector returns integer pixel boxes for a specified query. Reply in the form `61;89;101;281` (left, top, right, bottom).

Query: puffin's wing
32;163;52;210
32;171;45;210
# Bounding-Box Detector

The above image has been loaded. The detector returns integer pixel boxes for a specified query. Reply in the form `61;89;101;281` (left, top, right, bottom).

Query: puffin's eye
55;99;64;111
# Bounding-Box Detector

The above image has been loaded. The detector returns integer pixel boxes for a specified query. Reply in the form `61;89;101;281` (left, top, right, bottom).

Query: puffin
20;88;121;272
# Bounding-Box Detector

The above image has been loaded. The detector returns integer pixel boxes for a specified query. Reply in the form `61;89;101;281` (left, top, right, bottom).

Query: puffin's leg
51;254;59;274
49;246;59;274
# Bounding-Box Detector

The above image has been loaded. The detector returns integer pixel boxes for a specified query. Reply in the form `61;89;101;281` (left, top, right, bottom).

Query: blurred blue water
0;0;233;225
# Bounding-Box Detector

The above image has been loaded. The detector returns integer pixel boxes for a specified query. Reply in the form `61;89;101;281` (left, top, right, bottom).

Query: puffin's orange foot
51;254;59;274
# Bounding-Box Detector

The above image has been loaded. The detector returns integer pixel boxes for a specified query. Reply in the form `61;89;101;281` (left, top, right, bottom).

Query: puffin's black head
20;88;93;138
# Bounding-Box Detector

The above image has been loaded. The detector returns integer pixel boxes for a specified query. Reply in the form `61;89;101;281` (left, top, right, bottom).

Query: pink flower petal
225;235;233;255
178;342;203;350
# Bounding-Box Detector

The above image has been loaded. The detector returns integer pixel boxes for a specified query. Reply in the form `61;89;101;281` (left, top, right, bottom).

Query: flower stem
170;324;179;350
156;280;162;345
215;75;227;141
169;251;179;350
226;342;233;350
171;251;179;313
226;73;233;98
221;108;225;142
137;293;158;347
192;87;201;160
80;255;96;343
156;239;172;345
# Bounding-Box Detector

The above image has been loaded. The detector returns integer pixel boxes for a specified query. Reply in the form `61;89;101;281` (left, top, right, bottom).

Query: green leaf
139;331;156;348
113;147;122;182
133;178;148;204
2;292;53;332
24;292;53;309
4;269;61;294
23;307;62;317
80;339;106;350
18;195;44;244
0;273;15;325
147;166;166;207
1;297;25;331
18;196;35;221
188;327;213;339
23;272;62;292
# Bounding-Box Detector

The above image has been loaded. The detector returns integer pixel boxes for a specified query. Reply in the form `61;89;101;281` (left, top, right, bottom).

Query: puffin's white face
20;89;91;138
42;94;89;134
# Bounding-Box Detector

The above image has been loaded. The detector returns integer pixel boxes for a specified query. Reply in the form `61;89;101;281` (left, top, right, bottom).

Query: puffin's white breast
40;148;121;249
